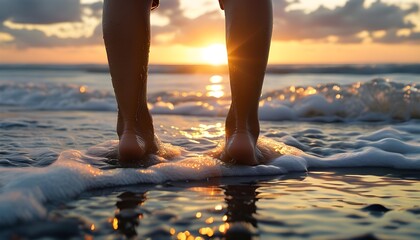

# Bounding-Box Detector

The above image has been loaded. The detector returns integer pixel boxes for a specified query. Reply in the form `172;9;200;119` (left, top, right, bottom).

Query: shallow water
1;171;420;239
1;67;420;238
1;112;420;239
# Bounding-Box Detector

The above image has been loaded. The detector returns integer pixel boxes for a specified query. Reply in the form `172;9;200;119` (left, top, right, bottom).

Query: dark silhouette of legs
103;0;157;165
103;0;272;166
222;0;273;165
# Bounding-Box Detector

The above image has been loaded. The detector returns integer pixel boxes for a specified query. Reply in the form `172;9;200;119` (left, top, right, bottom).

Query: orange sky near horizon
1;42;419;65
0;0;419;65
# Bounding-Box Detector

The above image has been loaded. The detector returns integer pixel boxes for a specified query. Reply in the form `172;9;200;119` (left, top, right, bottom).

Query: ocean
1;64;420;239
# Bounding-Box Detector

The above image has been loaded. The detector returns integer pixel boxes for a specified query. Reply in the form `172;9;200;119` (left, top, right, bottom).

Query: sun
201;44;228;65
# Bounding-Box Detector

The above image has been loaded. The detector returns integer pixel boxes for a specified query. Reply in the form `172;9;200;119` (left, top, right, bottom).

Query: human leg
222;0;273;165
103;0;158;164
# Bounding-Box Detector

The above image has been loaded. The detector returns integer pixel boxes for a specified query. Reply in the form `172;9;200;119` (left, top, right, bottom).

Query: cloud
0;0;102;48
153;11;224;45
272;0;420;43
3;22;102;48
152;0;420;45
0;0;81;24
150;0;224;45
378;29;420;43
0;0;419;49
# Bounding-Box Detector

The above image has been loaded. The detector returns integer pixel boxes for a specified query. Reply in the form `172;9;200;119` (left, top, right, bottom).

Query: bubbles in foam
260;78;420;121
1;133;420;226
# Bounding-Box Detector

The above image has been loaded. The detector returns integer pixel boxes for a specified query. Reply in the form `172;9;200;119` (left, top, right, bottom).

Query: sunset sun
201;44;228;65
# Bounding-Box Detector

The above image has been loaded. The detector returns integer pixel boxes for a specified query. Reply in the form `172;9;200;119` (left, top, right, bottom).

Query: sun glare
201;44;228;65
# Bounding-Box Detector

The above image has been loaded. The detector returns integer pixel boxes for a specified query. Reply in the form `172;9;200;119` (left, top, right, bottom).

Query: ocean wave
1;78;419;121
0;82;116;111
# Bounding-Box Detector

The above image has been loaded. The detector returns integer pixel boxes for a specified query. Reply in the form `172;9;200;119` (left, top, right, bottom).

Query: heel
118;132;146;164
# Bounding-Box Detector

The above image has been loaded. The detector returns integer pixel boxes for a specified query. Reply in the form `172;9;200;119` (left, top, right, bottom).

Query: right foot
222;105;260;165
118;131;148;164
223;130;259;166
117;112;158;165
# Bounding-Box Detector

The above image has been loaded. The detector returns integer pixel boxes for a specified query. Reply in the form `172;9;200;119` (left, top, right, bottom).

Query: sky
0;0;419;64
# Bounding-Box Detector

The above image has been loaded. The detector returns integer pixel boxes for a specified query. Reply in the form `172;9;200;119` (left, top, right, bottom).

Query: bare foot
118;131;146;164
117;112;158;166
223;130;259;166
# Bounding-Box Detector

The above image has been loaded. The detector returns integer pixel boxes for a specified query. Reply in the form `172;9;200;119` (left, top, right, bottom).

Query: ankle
232;122;259;142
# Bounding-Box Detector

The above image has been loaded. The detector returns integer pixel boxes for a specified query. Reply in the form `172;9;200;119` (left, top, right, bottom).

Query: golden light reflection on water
190;186;223;197
87;164;103;177
166;186;230;239
112;218;118;230
175;230;206;240
206;84;223;92
288;86;319;97
333;85;341;91
198;227;214;237
214;204;223;211
305;86;317;95
167;184;259;239
206;75;225;98
179;122;224;139
218;223;230;233
205;217;214;224
106;171;420;239
210;75;223;84
79;85;87;93
289;86;296;92
265;84;347;104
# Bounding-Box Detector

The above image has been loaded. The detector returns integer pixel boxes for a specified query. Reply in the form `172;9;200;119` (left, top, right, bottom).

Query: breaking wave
1;78;419;121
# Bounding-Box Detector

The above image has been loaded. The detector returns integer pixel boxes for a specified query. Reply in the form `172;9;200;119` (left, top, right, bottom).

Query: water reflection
113;191;147;238
111;184;260;239
49;170;420;239
206;75;225;98
223;184;259;240
110;175;307;239
223;185;259;227
179;122;225;140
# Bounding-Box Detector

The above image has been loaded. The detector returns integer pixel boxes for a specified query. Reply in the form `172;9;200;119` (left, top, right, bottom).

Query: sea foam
1;137;419;226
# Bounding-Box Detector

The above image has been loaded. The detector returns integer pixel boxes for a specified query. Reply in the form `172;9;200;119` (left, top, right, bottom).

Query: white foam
304;147;420;169
357;127;406;141
367;138;420;154
0;142;287;225
1;137;419;226
259;104;297;120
